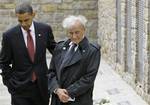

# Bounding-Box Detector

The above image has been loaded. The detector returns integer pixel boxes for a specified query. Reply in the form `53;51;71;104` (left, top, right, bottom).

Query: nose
21;21;27;27
71;33;77;39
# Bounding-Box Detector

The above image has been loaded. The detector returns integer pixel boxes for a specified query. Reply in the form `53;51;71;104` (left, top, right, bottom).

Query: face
67;21;85;44
16;12;35;31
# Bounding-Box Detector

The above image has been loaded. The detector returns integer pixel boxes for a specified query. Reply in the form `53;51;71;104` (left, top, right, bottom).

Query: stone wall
98;0;116;64
98;0;150;104
0;0;98;41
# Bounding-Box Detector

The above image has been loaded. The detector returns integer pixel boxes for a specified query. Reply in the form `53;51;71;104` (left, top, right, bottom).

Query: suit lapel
63;48;82;68
60;37;89;71
59;43;82;79
57;41;69;80
54;46;67;71
34;22;43;63
58;46;82;79
34;22;39;62
16;25;31;61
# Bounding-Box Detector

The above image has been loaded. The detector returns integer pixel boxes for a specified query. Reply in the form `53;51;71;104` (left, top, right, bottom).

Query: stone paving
0;58;149;105
93;59;149;105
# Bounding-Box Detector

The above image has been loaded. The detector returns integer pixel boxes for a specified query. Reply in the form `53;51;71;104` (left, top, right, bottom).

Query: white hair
62;15;87;29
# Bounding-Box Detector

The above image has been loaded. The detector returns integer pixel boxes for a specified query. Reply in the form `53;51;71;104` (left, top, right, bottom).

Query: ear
32;11;36;17
15;13;19;17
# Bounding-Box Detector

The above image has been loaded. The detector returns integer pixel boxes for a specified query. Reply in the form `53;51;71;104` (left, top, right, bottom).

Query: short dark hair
15;2;33;14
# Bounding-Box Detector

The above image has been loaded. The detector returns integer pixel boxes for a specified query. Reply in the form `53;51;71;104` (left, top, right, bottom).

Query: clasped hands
55;88;70;103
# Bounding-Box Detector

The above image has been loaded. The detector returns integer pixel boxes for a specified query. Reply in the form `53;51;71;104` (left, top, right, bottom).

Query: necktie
27;30;35;62
61;43;77;66
27;30;36;81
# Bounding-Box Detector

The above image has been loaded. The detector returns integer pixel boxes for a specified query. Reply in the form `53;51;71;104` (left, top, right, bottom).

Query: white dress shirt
21;22;36;49
69;42;78;52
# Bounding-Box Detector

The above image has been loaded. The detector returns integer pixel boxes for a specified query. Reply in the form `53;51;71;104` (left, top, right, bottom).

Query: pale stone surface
98;0;150;104
93;59;149;105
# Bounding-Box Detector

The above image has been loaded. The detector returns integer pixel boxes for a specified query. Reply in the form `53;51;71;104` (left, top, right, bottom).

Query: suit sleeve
66;47;101;98
0;33;13;85
46;26;56;55
48;48;59;94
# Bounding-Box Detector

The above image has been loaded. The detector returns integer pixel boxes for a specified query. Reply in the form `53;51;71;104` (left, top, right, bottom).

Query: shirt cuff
68;97;75;101
53;88;58;94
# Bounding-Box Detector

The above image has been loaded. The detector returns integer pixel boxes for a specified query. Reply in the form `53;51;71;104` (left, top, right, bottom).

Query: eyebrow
18;18;29;22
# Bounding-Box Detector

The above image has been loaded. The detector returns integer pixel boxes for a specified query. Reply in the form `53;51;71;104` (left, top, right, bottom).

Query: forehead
16;13;32;18
68;22;84;31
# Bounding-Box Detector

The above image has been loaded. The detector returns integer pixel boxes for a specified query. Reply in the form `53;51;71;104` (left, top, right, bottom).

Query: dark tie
27;30;36;81
61;43;77;67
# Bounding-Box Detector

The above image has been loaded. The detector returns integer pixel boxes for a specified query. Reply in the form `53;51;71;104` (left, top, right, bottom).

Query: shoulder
86;43;101;57
3;25;19;38
35;22;49;26
53;40;65;56
55;40;65;49
34;22;53;33
57;40;65;44
89;43;101;51
34;21;52;28
55;39;70;50
87;43;101;60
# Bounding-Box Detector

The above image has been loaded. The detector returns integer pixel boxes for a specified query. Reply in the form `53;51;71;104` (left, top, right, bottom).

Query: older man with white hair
48;15;101;105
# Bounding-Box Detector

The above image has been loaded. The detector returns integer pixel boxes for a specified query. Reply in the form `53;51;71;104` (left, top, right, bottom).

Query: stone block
32;0;41;3
73;1;97;10
46;13;64;23
0;10;10;16
58;3;73;10
41;0;62;3
144;8;148;21
51;23;64;31
0;24;8;31
0;0;15;3
63;0;73;3
79;10;97;19
41;4;58;12
0;4;15;9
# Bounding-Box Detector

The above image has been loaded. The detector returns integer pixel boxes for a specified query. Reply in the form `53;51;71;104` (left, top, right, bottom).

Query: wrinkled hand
56;88;69;103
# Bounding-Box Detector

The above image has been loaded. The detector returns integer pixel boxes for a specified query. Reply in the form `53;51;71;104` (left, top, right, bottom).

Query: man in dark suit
0;2;56;105
48;15;101;105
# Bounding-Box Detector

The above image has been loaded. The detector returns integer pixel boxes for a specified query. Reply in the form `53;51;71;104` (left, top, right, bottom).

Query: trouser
11;81;45;105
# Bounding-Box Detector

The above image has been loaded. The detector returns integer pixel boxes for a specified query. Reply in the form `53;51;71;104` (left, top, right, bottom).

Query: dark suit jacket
0;21;56;105
48;37;101;105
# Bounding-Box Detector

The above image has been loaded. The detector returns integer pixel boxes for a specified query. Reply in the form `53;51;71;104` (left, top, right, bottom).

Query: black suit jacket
0;21;56;105
48;37;101;105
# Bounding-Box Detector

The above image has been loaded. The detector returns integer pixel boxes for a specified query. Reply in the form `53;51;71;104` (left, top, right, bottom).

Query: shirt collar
69;41;78;51
69;35;85;45
21;22;35;34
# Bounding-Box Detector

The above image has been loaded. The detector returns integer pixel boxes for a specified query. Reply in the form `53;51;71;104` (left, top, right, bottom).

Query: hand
56;88;69;103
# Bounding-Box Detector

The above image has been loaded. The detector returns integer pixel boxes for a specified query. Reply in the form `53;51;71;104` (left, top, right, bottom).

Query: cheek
27;19;32;25
28;21;32;25
77;34;83;39
73;35;79;40
76;35;81;40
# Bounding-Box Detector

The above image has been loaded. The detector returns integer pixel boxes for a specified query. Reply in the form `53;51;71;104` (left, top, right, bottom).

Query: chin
72;41;77;44
23;27;29;31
